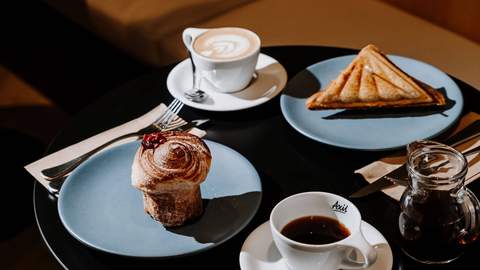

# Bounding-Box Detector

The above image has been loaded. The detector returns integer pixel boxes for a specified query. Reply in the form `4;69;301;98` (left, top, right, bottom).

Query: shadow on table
167;191;262;244
282;68;320;98
0;128;44;241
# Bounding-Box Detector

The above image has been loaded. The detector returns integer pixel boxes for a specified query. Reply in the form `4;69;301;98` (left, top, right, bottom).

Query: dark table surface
34;46;480;270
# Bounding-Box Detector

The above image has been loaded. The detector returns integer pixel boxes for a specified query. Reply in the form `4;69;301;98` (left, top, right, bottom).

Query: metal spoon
184;50;207;103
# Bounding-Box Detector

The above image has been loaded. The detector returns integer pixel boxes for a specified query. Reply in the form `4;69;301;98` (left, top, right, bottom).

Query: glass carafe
399;140;480;264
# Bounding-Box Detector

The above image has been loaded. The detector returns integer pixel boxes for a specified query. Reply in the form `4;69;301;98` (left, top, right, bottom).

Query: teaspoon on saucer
184;50;207;103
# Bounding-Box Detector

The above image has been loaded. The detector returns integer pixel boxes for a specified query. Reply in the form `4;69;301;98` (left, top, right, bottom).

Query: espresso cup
182;27;261;93
270;192;385;270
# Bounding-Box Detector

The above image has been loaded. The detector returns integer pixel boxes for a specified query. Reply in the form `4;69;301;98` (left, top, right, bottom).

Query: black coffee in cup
281;215;350;245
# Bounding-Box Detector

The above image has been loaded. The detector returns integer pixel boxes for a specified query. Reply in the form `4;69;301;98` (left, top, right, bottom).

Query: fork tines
155;99;184;130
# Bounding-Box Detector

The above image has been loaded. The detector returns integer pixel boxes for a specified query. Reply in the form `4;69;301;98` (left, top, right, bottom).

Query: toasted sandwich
306;44;446;110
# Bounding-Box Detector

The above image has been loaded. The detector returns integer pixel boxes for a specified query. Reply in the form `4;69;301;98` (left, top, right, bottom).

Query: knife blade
350;119;480;198
173;119;210;132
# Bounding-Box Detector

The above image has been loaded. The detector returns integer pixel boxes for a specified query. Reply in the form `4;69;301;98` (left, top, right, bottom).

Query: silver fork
41;99;184;181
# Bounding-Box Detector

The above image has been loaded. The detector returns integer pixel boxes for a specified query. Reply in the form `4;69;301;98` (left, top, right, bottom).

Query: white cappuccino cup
182;27;261;93
270;192;386;270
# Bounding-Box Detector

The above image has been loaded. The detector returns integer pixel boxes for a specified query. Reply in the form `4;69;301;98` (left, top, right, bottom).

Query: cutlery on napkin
354;112;480;201
25;103;206;191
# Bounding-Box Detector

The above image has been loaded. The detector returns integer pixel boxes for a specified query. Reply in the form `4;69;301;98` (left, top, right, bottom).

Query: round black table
34;46;480;270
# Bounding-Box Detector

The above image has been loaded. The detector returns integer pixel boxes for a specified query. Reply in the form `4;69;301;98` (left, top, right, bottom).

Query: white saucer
239;221;393;270
167;53;288;111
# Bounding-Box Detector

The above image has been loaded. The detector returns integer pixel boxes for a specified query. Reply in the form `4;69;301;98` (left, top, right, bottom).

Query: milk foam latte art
182;27;260;92
192;28;260;60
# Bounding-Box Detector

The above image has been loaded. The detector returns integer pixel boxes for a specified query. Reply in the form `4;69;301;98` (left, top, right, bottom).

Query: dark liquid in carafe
399;191;468;262
281;216;350;245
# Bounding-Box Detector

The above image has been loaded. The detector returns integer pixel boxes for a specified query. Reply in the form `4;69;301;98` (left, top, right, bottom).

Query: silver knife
350;119;480;198
173;119;209;132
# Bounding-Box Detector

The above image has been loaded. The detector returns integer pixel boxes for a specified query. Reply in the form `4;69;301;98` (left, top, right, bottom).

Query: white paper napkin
355;112;480;201
25;103;206;191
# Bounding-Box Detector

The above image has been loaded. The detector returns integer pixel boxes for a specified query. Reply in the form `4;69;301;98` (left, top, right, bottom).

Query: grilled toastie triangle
306;44;446;110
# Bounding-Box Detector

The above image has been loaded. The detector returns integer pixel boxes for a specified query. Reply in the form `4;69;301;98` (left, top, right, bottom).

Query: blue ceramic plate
280;55;463;151
58;140;262;258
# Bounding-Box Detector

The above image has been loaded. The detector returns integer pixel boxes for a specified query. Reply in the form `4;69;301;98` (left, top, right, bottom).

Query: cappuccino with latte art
183;27;261;92
192;28;260;60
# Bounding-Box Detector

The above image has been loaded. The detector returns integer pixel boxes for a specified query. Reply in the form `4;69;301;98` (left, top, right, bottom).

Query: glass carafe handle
458;187;480;245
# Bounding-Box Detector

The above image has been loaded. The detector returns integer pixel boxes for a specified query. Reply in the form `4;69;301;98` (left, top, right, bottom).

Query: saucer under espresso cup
182;27;261;93
167;53;287;111
268;192;389;270
239;221;393;270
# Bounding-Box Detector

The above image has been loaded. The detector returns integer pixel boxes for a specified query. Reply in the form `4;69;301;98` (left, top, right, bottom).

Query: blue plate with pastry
58;131;262;258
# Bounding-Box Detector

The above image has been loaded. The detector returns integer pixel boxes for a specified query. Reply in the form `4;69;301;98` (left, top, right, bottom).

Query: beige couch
45;0;480;89
45;0;254;66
